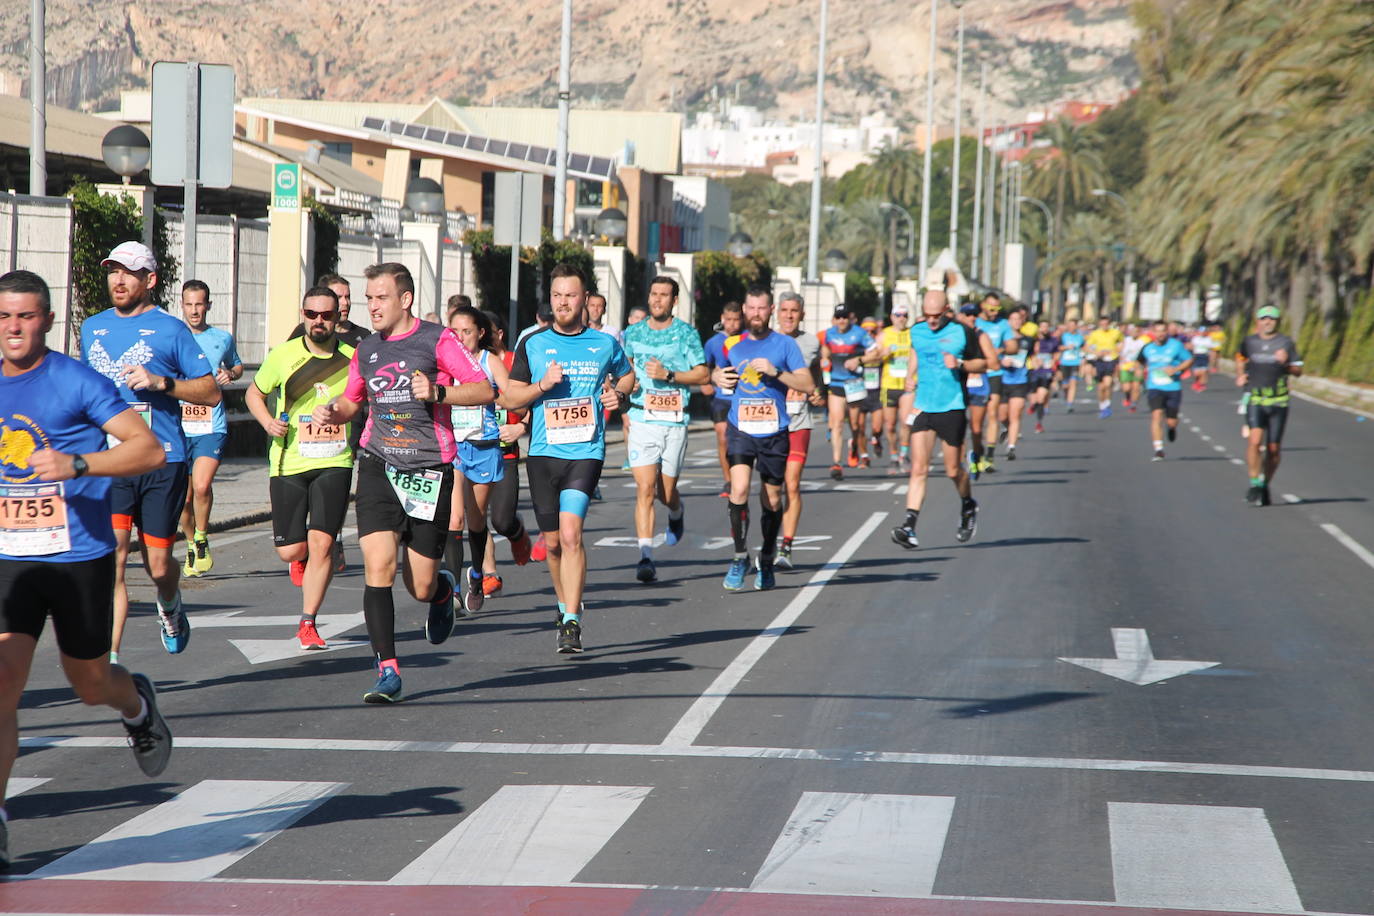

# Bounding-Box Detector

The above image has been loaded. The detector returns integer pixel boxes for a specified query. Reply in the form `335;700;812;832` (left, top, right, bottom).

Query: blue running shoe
428;568;457;639
156;592;189;654
665;510;685;546
1100;406;1112;419
754;557;776;591
723;555;749;591
364;667;403;704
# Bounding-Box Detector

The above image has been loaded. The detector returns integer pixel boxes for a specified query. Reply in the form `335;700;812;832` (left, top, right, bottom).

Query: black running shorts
1147;389;1183;418
270;466;354;547
908;409;968;448
354;452;453;559
725;425;788;485
1245;403;1289;444
0;553;116;660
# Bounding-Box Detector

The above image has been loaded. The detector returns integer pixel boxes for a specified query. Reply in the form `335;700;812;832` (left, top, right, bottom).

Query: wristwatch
665;370;676;384
71;455;89;478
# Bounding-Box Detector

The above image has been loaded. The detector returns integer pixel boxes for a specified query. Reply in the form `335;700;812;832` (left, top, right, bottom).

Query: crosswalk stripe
5;776;49;799
750;792;956;897
31;779;347;881
389;784;651;886
1109;802;1303;911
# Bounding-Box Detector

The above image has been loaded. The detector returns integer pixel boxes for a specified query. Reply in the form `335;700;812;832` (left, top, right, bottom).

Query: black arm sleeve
962;326;982;361
510;334;533;384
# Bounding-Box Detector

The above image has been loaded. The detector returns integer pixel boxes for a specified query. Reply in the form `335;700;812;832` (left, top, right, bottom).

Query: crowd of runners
0;244;1305;866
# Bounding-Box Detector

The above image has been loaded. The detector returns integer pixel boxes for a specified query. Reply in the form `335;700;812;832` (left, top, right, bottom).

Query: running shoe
192;538;213;574
530;537;547;562
956;500;979;543
592;486;603;500
1066;404;1075;413
891;525;919;550
124;673;172;777
1099;406;1112;419
980;458;996;475
887;456;903;477
1035;422;1045;434
621;458;630;471
1152;448;1165;461
428;568;458;640
967;455;981;481
1128;404;1137;413
289;560;305;587
636;556;657;583
332;541;347;573
482;574;503;598
1260;484;1272;507
666;510;685;546
1246;485;1264;506
723;555;750;591
364;667;403;704
156;592;189;654
1167;426;1177;443
556;619;583;654
871;435;883;458
829;464;843;481
775;546;793;570
463;567;485;615
754;556;776;591
509;529;532;565
718;485;731;498
859;455;871;469
998;428;1009;445
297;618;327;650
183;546;198;578
1006;445;1017;461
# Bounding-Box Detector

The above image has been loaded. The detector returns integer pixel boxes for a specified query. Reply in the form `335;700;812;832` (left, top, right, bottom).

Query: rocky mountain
1;0;1137;130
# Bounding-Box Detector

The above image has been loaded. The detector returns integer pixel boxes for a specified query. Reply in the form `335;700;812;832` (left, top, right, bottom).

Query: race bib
297;415;347;458
0;482;70;556
385;466;442;521
181;402;212;436
644;388;685;424
965;373;985;389
1064;349;1081;361
543;396;595;445
843;377;867;402
888;356;908;379
1007;351;1028;369
451;405;484;438
107;401;153;449
1150;370;1173;387
863;366;880;389
738;398;779;435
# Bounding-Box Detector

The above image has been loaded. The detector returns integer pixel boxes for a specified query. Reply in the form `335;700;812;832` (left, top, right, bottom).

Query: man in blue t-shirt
176;279;243;578
701;301;742;497
709;286;812;592
504;263;634;654
893;289;990;550
1140;319;1194;460
0;269;174;846
1058;318;1087;410
820;304;877;477
80;242;220;661
974;293;1013;463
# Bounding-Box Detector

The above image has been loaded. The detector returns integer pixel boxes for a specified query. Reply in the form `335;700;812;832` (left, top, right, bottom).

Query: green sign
272;163;301;210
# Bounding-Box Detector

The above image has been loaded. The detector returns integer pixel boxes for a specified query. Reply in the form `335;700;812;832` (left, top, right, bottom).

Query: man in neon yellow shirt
1085;316;1124;418
875;304;914;473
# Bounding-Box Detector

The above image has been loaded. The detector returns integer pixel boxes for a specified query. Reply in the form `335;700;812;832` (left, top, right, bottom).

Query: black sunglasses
303;309;337;320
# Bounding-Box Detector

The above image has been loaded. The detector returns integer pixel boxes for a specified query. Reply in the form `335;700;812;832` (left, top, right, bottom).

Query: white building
683;105;900;174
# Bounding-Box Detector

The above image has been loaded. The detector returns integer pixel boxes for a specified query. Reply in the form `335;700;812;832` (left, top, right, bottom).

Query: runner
621;276;708;583
313;262;494;703
1029;321;1059;433
820;304;875;478
176;280;243;578
975;293;1012;466
702;302;743;498
1085;315;1124;418
775;291;823;570
1189;324;1217;391
954;303;998;477
710;286;812;591
475;309;534;595
892;287;988;549
1058;318;1086;410
0;269;173;868
1118;323;1146;413
244;287;355;649
874;304;914;474
1235;306;1303;506
502;262;634;653
80;242;219;662
999;306;1032;461
1140;319;1194;461
859;315;884;463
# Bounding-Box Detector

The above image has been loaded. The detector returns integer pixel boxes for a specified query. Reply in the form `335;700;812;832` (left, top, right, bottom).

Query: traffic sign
273;163;301;210
149;61;235;189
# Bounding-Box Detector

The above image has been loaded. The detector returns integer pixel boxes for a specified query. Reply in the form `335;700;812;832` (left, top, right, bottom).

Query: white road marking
1229;457;1244;465
1212;444;1227;453
751;792;955;897
833;482;895;492
660;510;887;746
1199;434;1211;442
26;734;1374;784
189;612;368;664
389;784;651;886
894;484;909;495
5;776;49;799
1282;493;1301;504
1109;802;1302;911
211;526;357;551
32;779;346;881
1292;388;1374;420
1320;523;1374;573
1059;628;1219;686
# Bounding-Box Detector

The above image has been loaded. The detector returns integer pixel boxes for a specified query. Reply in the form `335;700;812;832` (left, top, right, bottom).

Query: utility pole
971;63;987;281
552;0;572;240
29;0;45;196
948;0;964;261
917;0;939;282
806;0;828;281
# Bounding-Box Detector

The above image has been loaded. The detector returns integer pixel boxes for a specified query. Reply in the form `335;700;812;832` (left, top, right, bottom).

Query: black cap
959;303;979;316
833;304;852;318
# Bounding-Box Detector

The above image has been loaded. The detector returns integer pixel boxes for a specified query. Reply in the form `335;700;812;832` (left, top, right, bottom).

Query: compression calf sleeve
728;501;750;554
364;585;396;662
444;530;465;577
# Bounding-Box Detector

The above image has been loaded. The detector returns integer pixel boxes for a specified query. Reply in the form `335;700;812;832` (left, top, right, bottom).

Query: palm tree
1025;116;1108;315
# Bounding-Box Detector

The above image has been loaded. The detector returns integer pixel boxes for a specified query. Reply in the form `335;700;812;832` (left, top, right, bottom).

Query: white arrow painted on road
195;612;368;665
1059;628;1219;686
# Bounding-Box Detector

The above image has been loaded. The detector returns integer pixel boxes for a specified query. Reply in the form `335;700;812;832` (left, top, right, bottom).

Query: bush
305;198;339;278
469;228;598;331
691;251;773;338
845;271;879;317
68;181;178;329
1296;307;1344;377
1331;290;1374;384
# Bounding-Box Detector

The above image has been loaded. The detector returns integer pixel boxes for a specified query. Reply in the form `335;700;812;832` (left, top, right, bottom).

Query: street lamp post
948;0;964;262
806;0;829;281
552;0;572;240
1016;194;1053;251
879;202;915;258
971;62;987;282
1092;188;1134;317
917;0;939;283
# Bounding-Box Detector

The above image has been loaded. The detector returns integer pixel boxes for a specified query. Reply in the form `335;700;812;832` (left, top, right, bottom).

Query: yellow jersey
879;326;913;391
1086;327;1124;360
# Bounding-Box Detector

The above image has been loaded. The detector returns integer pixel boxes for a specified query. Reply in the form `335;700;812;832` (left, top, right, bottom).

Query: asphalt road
5;383;1373;915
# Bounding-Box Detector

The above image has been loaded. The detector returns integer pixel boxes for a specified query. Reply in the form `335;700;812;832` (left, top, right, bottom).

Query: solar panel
508;143;528;160
364;117;613;178
424;127;445;142
589;157;614;177
487;140;509;157
362;116;384;130
404;124;424;139
569;154;590;172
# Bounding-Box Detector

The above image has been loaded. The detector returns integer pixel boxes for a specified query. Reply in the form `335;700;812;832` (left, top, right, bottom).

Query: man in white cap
80;242;221;661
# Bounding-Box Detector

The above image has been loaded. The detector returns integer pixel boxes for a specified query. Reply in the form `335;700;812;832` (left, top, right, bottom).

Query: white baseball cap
101;241;158;273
